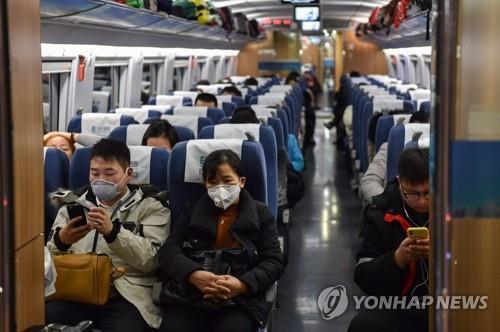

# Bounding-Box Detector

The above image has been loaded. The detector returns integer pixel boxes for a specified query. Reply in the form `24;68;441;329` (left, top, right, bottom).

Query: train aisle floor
274;124;364;332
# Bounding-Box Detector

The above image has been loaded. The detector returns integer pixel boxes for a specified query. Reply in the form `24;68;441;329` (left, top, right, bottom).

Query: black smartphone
66;204;87;228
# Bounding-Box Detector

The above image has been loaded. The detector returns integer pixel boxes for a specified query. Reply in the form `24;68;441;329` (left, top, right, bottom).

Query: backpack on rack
218;7;234;32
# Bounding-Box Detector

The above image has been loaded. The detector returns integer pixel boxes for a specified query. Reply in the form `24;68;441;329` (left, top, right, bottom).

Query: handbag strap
91;231;99;253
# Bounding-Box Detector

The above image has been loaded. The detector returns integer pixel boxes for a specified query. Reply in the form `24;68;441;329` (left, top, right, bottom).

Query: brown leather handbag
47;233;112;306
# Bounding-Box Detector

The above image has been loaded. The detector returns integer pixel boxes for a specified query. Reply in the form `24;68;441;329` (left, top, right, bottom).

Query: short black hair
196;79;210;86
244;77;258;86
285;75;298;85
230;107;260;124
350;71;361;77
409;110;430;124
90;139;130;170
141;119;180;147
398;148;429;185
221;86;242;97
195;93;218;108
202;149;244;182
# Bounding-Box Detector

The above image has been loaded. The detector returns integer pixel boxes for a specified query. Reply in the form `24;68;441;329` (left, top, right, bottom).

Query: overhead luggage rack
360;10;431;49
40;0;259;49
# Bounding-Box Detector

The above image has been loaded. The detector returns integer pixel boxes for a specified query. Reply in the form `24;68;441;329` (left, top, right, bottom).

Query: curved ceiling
212;0;391;28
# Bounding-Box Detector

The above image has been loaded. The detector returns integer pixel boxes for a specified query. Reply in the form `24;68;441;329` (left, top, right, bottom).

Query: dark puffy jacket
159;189;284;327
355;181;429;298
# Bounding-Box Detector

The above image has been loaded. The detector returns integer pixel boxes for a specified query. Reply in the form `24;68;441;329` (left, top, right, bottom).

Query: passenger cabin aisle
275;124;363;332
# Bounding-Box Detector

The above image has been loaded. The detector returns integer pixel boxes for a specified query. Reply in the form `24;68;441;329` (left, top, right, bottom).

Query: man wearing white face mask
158;150;284;332
46;139;171;332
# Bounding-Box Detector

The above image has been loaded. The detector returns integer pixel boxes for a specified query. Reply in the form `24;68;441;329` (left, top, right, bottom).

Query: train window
41;59;72;131
142;59;161;103
173;67;185;91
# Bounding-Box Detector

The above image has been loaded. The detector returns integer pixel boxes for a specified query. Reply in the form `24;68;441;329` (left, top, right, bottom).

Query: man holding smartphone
349;148;430;332
46;139;171;332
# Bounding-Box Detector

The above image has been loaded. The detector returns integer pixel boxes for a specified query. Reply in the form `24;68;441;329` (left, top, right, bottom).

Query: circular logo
317;285;349;320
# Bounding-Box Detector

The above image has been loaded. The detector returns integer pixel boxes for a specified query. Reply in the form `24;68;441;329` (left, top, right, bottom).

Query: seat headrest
373;99;404;113
126;124;149;145
269;85;293;93
216;95;233;103
252;108;277;120
161;115;201;137
173;106;208;117
142;105;173;113
393;114;412;126
184;139;243;183
128;146;153;185
81;113;122;137
115;108;151;124
156;95;184;107
173;91;199;103
214;124;261;141
403;124;430;144
257;95;284;107
69;146;168;191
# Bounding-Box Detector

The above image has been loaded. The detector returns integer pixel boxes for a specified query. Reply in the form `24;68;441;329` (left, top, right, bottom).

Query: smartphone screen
67;204;87;228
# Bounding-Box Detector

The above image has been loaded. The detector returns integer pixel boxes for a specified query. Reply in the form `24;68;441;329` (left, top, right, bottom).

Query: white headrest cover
173;91;199;103
161;115;199;138
128;146;152;185
142;105;173;113
404;124;430;144
173;106;208;117
269;85;293;93
216;95;233;104
126;124;149;146
156;95;184;107
185;139;243;183
214;124;261;141
257;95;284;107
252;108;277;119
81;113;121;137
373;99;404;113
393;114;412;126
115;108;149;124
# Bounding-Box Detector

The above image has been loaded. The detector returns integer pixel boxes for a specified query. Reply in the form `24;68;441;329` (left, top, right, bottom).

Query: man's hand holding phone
394;227;429;268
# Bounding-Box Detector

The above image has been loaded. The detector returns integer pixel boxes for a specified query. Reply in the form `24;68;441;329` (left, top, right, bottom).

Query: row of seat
53;77;305;220
49;75;293;332
346;74;431;183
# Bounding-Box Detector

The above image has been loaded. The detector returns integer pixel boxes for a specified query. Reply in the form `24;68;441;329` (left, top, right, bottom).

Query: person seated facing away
360;110;430;205
286;73;316;148
349;148;430;332
196;79;211;86
43;132;101;160
142;119;180;151
221;86;242;98
158;150;284;332
46;139;171;332
195;92;218;109
243;77;258;87
229;107;260;124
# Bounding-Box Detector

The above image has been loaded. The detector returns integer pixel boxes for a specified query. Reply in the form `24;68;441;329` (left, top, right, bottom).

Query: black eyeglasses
400;185;430;202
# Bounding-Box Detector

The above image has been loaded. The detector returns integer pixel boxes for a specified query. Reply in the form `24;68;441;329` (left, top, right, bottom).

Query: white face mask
91;168;130;202
207;184;241;210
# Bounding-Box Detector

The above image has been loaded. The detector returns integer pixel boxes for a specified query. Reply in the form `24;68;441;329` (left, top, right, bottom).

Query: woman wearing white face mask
158;150;284;332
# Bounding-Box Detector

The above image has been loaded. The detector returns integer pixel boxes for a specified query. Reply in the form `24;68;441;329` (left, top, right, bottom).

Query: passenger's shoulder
133;185;170;209
368;181;399;212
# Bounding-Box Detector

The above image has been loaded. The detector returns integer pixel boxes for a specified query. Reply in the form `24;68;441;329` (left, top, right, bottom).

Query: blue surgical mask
91;168;130;202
